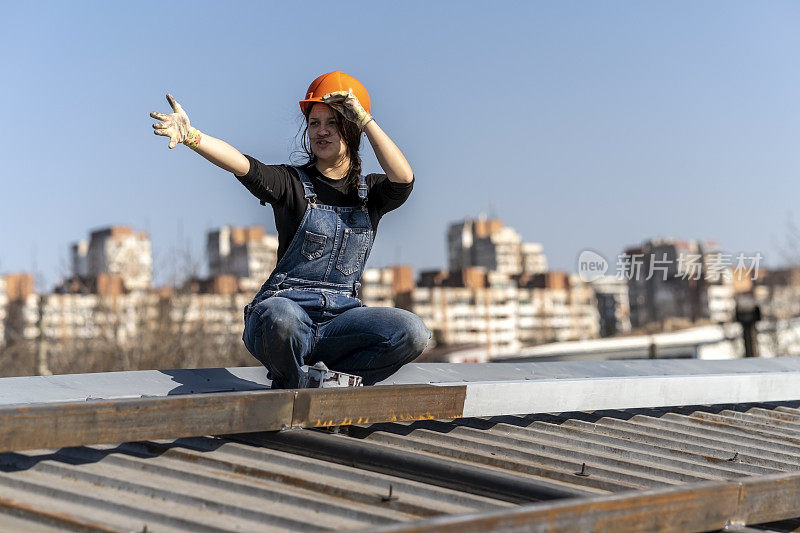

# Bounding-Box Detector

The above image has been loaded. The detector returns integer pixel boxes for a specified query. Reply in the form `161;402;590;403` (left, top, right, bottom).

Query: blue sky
1;1;799;289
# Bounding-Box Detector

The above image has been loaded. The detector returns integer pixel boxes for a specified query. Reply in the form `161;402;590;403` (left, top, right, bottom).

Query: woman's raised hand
150;94;201;149
323;90;373;130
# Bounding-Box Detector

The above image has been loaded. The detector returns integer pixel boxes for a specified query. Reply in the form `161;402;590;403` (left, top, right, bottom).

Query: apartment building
359;268;394;307
521;242;548;274
167;292;252;348
516;272;600;345
756;267;800;319
2;273;38;345
0;276;6;348
207;226;278;293
447;216;546;276
413;266;601;357
1;226;270;364
71;226;152;291
624;238;736;328
28;288;251;369
40;292;162;347
414;268;520;359
590;275;632;337
359;266;415;308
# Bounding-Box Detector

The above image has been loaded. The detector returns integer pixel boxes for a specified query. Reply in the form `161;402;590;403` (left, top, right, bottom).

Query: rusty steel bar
735;472;800;525
369;472;800;533
4;366;800;453
293;384;467;427
0;384;468;453
0;390;296;453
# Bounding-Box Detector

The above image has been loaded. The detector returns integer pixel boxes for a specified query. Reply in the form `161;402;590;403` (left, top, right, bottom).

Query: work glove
150;94;202;150
323;90;373;130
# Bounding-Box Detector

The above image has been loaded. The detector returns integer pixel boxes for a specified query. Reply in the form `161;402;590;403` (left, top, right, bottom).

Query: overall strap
357;174;368;205
292;165;317;203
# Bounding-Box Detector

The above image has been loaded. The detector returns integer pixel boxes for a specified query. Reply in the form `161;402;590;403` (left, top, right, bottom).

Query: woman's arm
192;134;250;177
323;91;414;184
150;94;250;176
362;120;413;184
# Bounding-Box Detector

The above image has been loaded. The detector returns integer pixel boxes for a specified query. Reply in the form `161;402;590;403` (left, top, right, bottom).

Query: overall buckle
271;272;287;289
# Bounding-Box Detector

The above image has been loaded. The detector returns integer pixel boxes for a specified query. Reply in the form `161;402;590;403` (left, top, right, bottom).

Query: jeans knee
257;298;311;342
248;297;314;388
397;313;430;360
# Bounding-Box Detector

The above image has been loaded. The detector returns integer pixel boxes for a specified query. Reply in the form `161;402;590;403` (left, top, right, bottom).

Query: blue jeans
242;289;431;389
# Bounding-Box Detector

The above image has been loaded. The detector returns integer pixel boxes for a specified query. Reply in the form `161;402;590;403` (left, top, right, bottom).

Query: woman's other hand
323;90;373;130
150;94;201;149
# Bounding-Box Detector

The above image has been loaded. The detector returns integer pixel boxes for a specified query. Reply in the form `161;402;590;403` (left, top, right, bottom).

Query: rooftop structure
2;358;800;531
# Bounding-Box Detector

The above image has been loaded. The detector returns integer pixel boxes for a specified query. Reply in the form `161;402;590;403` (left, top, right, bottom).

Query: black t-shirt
236;155;414;262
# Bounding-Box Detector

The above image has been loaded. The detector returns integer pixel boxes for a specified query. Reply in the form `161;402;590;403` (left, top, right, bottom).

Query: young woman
150;71;431;389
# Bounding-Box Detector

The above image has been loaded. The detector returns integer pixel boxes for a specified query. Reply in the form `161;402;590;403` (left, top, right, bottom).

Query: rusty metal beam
369;472;800;533
0;385;467;453
3;365;800;453
293;384;466;427
0;390;295;453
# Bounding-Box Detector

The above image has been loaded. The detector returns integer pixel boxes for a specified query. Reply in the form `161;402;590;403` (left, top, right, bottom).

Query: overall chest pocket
301;231;327;260
336;228;373;275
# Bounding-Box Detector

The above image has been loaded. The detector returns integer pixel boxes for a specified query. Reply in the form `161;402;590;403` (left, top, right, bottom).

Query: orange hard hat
299;70;371;115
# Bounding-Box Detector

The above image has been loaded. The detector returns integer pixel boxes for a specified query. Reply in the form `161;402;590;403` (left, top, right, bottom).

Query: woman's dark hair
294;104;363;195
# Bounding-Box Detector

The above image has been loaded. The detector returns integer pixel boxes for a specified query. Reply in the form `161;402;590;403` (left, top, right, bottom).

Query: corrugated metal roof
3;400;800;531
0;436;511;532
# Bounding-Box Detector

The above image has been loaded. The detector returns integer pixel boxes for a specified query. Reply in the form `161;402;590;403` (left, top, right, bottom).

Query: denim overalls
242;166;430;389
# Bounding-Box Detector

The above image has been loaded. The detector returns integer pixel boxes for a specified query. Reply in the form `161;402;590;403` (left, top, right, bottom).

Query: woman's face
308;103;348;164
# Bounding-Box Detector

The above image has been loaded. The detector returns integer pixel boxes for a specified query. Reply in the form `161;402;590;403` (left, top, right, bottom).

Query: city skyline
7;219;796;374
2;2;799;289
3;217;776;292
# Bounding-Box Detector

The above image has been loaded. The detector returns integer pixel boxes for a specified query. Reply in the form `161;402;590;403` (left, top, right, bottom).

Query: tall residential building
166;292;252;348
447;216;546;276
756;267;800;319
0;276;6;348
3;273;38;344
624;238;735;328
515;272;600;345
414;268;600;357
359;268;394;307
590;276;632;337
34;289;252;369
521;242;548;274
414;268;520;359
206;226;278;292
359;266;415;308
71;226;152;291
